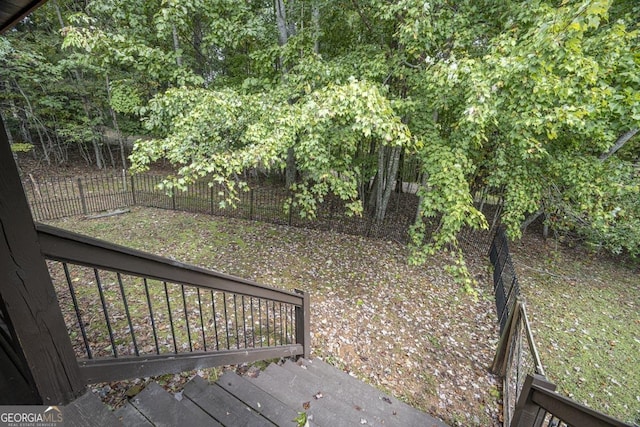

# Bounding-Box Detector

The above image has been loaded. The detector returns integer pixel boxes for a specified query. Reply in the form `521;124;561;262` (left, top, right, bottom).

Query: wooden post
0;118;84;404
294;289;310;359
510;374;556;427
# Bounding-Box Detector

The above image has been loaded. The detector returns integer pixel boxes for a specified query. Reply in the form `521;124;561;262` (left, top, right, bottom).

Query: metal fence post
210;186;214;215
130;175;136;205
77;178;88;215
249;189;254;220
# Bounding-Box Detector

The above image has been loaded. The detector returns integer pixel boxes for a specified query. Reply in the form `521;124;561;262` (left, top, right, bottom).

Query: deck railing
488;227;632;427
36;223;310;384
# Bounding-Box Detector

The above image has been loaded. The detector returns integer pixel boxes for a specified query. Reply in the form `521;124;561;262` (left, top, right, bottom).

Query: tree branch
599;128;639;161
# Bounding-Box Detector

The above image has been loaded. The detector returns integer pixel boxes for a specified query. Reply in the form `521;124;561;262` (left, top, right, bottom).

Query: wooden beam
0;117;84;404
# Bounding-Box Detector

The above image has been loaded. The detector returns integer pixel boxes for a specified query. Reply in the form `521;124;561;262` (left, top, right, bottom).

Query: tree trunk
374;145;401;224
106;74;127;169
599;128;638;161
172;24;183;67
312;1;320;54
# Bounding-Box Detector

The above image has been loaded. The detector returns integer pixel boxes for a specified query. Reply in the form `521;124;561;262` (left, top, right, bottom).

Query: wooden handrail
36;223;303;306
511;374;634;427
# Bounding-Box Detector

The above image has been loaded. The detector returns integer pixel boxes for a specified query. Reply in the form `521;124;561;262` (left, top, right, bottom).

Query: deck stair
63;358;449;426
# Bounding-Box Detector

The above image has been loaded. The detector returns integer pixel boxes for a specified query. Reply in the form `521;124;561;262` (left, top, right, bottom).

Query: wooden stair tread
250;363;361;427
114;402;154;427
129;382;213;427
183;375;272;427
215;371;302;426
64;359;449;427
64;390;122;427
292;358;449;427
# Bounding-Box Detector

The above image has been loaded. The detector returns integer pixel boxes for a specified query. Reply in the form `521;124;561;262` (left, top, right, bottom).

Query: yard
45;206;640;426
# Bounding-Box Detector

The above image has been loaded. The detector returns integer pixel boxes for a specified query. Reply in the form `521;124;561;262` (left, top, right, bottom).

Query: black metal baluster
164;282;178;354
94;269;117;358
265;299;270;347
283;304;289;344
258;299;263;347
223;292;230;350
241;296;247;349
197;289;206;351
181;285;193;352
272;301;277;346
233;295;240;349
250;298;255;348
279;303;284;345
211;290;219;351
63;263;92;359
117;273;139;356
143;279;160;354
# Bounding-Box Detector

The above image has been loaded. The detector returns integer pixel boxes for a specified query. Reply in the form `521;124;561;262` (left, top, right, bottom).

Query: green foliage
10;142;34;153
130;78;413;218
2;0;639;283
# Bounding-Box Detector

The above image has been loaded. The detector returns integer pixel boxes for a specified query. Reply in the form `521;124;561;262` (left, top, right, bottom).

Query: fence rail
37;223;310;384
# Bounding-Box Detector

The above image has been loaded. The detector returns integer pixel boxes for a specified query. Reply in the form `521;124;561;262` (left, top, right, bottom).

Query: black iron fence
23;171;420;243
488;227;632;427
37;223;310;384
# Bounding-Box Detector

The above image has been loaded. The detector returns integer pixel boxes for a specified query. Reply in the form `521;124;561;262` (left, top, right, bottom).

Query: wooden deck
64;358;449;426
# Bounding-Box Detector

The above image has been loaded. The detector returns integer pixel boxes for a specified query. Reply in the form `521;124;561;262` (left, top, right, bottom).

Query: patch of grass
513;237;640;424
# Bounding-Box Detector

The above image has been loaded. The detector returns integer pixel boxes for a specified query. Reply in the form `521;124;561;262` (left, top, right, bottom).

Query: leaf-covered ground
47;207;502;426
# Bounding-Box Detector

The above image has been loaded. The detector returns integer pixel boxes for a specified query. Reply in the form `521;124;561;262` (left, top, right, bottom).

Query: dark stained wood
113;403;154;427
0;321;39;404
289;358;450;427
250;363;359;427
129;382;214;427
78;345;303;383
522;375;633;427
0;118;84;404
216;371;300;426
183;376;272;426
295;289;311;359
37;223;304;306
0;0;47;33
63;390;123;427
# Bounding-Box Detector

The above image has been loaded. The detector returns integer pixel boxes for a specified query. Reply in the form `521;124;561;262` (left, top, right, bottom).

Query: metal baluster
181;285;193;352
242;296;247;349
250;298;255;348
197;289;206;351
211;291;220;351
265;299;270;347
117;273;139;356
279;303;284;345
63;263;92;359
258;299;263;347
143;279;160;354
94;269;117;358
223;292;230;350
164;282;178;354
272;301;277;346
234;295;240;349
